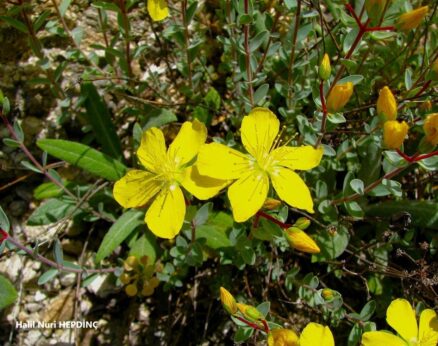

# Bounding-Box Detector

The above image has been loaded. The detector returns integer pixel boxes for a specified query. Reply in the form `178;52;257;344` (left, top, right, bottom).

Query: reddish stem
315;80;327;147
395;149;438;163
256;211;291;229
345;4;363;29
234;316;265;332
0;229;9;243
261;319;270;334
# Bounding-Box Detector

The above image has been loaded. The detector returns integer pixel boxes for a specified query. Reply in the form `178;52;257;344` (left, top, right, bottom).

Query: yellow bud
125;283;138;297
377;86;397;122
383;120;409;149
319;54;331;81
293;217;311;230
322;288;334;300
220;287;238;315
120;273;132;285
285;227;320;254
267;329;299;346
397;6;429;31
423;113;438;146
139;256;149;266
263;198;282;210
236;303;263;320
365;0;389;25
326;82;354;113
124;256;139;271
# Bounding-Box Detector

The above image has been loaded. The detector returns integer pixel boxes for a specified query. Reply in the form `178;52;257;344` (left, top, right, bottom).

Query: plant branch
286;0;302;107
315;80;328;147
182;0;193;89
243;0;254;106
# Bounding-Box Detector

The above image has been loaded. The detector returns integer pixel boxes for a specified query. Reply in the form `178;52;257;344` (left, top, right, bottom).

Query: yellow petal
386;298;418;342
241;107;279;160
270;167;314;213
137;127;167;174
361;331;407;346
168;120;207;167
300;323;334;346
180;165;229;200
197;142;250;179
147;0;169;22
113;170;161;208
145;185;185;239
419;309;438;346
268;329;299;346
270;146;323;171
228;170;269;222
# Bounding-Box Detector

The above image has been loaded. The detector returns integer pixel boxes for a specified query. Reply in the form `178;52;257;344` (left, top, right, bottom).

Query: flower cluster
113;108;323;239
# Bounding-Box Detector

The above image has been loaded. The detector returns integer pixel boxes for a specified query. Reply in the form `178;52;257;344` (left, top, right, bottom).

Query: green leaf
404;68;412;90
234;327;254;342
37;139;127;181
338;75;364;85
0;275;17;310
59;0;72;17
350;179;364;195
256;301;270;318
196;212;233;249
144;107;178;130
312;225;349;261
204;87;221;112
81;83;123;160
37;269;59;285
53;239;64;265
129;231;158;264
0;205;10;232
365;201;438;228
91;1;121;12
95;210;145;263
27;198;79;226
249;30;268;52
253;84;269;106
33;182;63;200
0;16;28;33
359;300;376;321
193;203;212;226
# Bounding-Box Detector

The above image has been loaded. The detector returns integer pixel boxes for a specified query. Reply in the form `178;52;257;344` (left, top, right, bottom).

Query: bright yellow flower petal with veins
228;170;269;222
180;165;229;200
300;323;334;346
145;185;185;239
241;107;279;160
168;120;207;166
197;143;250;180
113;170;161;208
137;127;167;174
270;167;314;213
361;331;406;346
270;146;324;171
147;0;169;22
419;309;438;346
386;298;418;342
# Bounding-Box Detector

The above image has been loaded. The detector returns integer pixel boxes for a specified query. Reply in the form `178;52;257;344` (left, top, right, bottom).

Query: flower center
157;158;182;183
254;151;277;172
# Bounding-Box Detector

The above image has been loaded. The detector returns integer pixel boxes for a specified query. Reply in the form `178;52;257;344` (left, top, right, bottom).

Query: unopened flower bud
236;303;263;320
420;100;432;112
267;328;299;346
285;227;320;254
322;288;334;300
377;86;397;122
125;283;138;297
397;6;429;31
124;256;139;271
383;120;409;149
365;0;389;25
220;287;238;315
293;217;311;230
319;54;331;81
326;82;354;113
120;273;132;285
423;113;438;146
263;198;282;210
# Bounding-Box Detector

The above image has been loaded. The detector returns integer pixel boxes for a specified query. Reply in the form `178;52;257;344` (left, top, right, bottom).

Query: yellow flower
147;0;169;21
326;82;354;113
284;227;320;254
365;0;389;24
383;120;409;149
377;86;397;122
113;120;227;239
319;54;331;81
197;108;323;222
267;329;299;346
220;287;238;315
424;113;438;146
300;323;334;346
361;298;438;346
397;6;429;31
